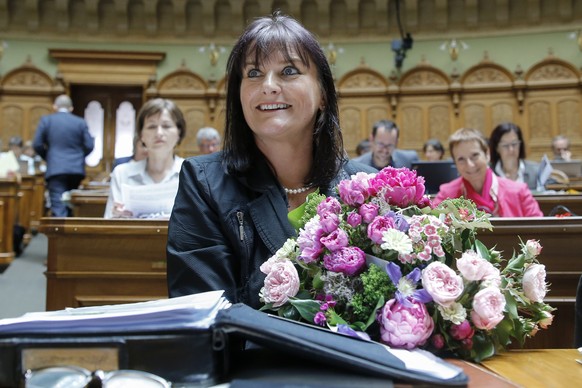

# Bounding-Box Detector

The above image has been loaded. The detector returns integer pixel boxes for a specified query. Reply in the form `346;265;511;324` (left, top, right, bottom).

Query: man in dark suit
352;119;419;170
33;94;95;217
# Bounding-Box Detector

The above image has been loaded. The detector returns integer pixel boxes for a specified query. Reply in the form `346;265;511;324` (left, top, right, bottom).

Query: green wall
1;29;581;82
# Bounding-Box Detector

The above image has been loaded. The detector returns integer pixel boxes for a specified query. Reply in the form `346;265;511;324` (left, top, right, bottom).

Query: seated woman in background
423;138;445;161
433;127;543;217
489;122;540;191
104;98;186;218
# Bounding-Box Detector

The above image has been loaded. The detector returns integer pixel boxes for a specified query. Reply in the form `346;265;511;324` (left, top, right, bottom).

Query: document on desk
121;180;179;218
0;290;231;335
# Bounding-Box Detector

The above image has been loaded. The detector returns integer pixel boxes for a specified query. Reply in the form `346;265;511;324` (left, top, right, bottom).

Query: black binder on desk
0;293;468;387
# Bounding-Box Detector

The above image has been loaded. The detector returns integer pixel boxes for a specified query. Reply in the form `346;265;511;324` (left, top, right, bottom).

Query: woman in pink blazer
433;128;543;217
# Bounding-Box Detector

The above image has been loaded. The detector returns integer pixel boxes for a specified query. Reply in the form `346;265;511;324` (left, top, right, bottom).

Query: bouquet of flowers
259;167;555;362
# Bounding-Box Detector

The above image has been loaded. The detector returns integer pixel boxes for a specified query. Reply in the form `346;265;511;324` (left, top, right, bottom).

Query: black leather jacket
166;151;375;308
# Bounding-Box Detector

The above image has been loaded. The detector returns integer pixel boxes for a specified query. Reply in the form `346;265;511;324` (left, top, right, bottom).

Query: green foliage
349;264;394;323
298;192;327;229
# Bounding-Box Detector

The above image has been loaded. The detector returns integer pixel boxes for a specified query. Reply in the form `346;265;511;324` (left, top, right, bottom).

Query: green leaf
504;290;519;319
474;239;491;260
327;309;349;326
288;299;321;323
472;332;496;363
363;296;385;330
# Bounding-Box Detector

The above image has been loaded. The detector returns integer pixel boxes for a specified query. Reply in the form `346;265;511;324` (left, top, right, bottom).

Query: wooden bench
534;194;582;216
40;217;168;311
0;177;19;269
70;189;108;217
481;217;582;349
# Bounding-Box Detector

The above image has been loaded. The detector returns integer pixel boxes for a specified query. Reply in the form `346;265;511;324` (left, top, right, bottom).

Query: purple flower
386;262;432;307
323;246;366;276
314;312;327;326
321;228;349;252
337;324;371;341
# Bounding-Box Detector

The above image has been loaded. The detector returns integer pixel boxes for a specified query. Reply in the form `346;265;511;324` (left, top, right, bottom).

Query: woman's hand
112;202;133;218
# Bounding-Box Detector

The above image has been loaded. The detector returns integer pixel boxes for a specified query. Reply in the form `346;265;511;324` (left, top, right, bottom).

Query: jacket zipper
237;211;245;241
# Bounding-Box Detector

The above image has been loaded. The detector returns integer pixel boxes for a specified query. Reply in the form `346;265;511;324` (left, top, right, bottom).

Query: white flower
524;239;542;259
437;302;467;325
260;239;297;274
523;264;547;303
380;228;413;255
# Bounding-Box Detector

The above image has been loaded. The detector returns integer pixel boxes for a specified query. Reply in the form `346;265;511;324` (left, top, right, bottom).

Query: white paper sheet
121;180;179;218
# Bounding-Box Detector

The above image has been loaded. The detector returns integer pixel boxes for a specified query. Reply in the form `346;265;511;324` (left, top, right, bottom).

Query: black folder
0;302;468;387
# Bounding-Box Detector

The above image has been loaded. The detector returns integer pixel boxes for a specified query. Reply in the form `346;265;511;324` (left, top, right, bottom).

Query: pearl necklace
283;186;311;195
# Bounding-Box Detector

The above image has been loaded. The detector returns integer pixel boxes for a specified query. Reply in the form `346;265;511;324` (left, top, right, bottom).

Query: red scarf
462;168;497;215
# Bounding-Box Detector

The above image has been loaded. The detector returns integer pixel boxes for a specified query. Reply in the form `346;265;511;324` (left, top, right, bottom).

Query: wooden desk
480;349;581;388
534;193;582;216
0;177;19;268
40;217;168;311
70;189;108;217
480;217;582;349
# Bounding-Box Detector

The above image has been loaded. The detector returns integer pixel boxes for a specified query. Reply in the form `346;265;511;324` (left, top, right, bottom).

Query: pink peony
523;264;547;303
317;197;342;216
369;167;426;208
337;172;372;206
260;261;300;308
367;216;397;245
379;299;434;349
421;262;464;307
297;216;325;263
450;320;474;340
321;228;349;252
431;334;445;350
358;203;379;223
319;212;340;234
346;212;362;227
471;286;506;330
322;246;366;276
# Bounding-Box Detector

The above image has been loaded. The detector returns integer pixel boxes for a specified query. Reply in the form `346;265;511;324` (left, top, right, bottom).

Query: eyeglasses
373;141;396;150
498;141;521;150
24;366;171;388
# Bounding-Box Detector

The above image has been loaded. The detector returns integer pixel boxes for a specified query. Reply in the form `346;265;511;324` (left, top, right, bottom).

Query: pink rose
260;261;300;308
470;286;506;330
323;246;366;276
421;262;464;307
431;334;445;350
457;250;498;283
523;264;547;303
379;299;434;349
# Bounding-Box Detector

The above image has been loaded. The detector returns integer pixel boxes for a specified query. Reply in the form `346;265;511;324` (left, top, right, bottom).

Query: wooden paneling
0;178;18;268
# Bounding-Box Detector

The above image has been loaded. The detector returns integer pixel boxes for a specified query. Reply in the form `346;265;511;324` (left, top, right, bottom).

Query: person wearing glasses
489;122;540;191
352;119;419;170
433;127;542;217
196;127;221;155
552;135;572;161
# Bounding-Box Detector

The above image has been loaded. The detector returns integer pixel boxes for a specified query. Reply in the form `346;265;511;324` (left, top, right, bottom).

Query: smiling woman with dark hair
166;12;374;307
